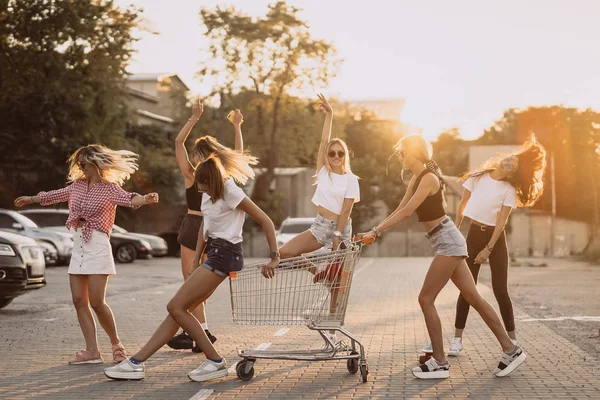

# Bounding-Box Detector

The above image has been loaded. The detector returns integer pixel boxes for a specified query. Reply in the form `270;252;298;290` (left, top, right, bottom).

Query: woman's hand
144;193;159;204
14;196;33;208
261;258;279;279
317;93;333;114
474;248;491;265
190;99;203;120
332;235;341;251
357;231;377;241
230;109;243;126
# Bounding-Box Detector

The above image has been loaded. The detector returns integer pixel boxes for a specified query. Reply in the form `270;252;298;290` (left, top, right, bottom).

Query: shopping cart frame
229;237;372;383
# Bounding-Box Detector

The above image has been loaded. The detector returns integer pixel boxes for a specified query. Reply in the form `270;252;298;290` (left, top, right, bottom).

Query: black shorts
177;214;203;251
202;238;244;278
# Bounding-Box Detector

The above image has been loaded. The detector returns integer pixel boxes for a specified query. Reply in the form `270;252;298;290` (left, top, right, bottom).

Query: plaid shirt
38;179;141;242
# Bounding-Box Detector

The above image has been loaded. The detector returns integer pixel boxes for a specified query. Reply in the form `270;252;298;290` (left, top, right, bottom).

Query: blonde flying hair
192;135;258;185
394;134;445;189
461;134;547;207
67;144;138;186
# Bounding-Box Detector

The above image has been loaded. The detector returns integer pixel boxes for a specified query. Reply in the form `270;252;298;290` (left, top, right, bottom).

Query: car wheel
0;297;14;309
115;244;137;263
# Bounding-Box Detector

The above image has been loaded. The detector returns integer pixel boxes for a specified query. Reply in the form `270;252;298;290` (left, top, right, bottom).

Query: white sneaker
412;357;450;379
188;358;228;382
104;357;145;380
448;337;463;357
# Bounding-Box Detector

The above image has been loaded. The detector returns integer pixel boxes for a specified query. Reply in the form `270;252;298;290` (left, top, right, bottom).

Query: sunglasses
328;150;345;158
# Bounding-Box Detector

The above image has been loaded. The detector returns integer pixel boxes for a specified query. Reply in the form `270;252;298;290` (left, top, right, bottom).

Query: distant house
125;73;190;129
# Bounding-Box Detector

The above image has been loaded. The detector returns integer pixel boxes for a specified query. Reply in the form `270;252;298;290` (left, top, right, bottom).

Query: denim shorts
202;238;244;277
425;217;468;258
178;214;203;251
309;214;352;249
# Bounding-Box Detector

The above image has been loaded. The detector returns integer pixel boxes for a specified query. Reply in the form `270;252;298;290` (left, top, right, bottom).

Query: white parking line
188;389;214;400
520;316;600;322
274;328;289;337
255;342;272;350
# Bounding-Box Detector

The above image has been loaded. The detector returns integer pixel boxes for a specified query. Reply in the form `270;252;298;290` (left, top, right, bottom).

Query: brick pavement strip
0;257;598;400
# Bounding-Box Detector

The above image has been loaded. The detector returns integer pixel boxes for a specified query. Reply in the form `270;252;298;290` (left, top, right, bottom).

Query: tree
198;1;340;203
0;0;141;206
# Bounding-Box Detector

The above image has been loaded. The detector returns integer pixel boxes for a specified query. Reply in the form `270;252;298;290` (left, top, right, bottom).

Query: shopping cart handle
353;234;376;245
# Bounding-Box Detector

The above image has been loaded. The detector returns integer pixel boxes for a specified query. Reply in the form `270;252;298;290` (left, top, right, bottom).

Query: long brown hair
192;135;257;185
194;156;225;203
461;134;547;207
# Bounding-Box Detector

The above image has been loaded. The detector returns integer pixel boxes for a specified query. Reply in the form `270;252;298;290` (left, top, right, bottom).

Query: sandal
69;349;104;365
112;343;127;363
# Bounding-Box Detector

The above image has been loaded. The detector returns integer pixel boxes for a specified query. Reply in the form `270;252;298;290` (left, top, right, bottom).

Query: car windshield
280;221;313;234
8;212;39;228
22;212;68;227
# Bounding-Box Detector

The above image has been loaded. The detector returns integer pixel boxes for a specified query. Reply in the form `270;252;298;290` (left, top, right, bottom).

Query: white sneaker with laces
448;337;463;357
188;358;228;382
104;357;145;380
493;345;527;377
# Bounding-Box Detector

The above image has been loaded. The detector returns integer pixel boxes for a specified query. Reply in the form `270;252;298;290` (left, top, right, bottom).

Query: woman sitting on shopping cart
357;134;526;380
279;94;360;264
104;150;281;383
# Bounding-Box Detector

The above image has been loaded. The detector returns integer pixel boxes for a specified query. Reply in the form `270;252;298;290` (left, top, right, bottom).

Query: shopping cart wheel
236;360;255;381
347;355;359;374
360;364;368;383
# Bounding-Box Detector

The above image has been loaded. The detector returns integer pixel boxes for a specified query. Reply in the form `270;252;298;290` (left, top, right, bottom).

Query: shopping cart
228;237;373;383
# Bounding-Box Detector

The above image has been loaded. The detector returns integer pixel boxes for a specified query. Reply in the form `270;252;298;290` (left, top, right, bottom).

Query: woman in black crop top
358;135;526;380
169;101;245;352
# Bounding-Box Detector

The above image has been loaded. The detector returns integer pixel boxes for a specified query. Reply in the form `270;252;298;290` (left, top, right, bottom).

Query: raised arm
15;185;72;208
236;197;280;278
229;109;244;153
315;93;333;173
175;100;203;186
454;188;471;229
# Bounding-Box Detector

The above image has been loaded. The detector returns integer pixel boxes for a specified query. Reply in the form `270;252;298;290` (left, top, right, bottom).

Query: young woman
446;135;547;356
358;135;526;379
280;94;359;256
169;100;244;353
104;153;280;383
14;145;159;364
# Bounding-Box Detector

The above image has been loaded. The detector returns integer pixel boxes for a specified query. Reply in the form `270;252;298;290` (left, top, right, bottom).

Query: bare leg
181;245;207;324
279;230;322;259
88;274;122;346
167;268;225;360
450;259;515;351
70;275;99;354
418;256;461;362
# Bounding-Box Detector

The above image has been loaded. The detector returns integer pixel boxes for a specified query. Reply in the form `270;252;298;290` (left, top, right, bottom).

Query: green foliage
0;0;140;206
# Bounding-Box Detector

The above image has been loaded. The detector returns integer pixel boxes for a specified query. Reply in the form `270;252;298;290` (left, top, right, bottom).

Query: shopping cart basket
228;237;373;383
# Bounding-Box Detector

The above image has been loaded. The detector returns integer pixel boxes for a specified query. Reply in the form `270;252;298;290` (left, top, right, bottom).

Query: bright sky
117;0;600;140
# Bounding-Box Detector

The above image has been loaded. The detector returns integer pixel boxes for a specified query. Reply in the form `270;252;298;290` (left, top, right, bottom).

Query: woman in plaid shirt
14;144;159;365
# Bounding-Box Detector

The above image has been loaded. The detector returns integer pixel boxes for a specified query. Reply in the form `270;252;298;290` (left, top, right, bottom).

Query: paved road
1;256;599;399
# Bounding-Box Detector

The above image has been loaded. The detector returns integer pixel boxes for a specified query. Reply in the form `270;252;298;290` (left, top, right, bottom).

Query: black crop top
185;185;203;212
412;170;446;222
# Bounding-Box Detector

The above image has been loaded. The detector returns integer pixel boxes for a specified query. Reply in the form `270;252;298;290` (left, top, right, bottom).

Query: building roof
136;109;175;124
128;73;190;91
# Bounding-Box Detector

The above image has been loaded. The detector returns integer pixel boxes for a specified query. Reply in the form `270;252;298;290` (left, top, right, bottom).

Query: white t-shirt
462;173;517;226
201;178;247;244
311;167;360;215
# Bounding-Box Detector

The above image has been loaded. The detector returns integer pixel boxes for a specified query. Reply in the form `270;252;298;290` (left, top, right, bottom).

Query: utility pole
550;152;556;257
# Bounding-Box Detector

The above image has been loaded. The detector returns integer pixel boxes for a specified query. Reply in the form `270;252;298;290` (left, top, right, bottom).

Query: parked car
0;209;73;266
36;240;58;266
276;217;316;248
0;231;46;309
112;225;168;257
20;209;152;263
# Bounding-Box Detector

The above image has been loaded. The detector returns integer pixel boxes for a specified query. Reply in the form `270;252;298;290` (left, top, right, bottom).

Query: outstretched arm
236;197;280;278
315;93;333;173
15;185;72;207
175;100;203;186
229;109;244;153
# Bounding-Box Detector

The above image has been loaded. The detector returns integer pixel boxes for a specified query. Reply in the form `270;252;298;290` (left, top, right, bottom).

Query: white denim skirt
68;228;116;275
